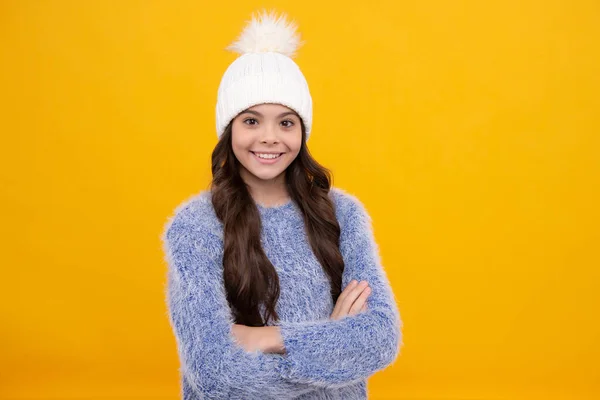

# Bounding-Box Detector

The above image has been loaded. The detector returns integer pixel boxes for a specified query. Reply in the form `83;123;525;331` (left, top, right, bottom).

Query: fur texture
226;9;304;58
161;187;403;399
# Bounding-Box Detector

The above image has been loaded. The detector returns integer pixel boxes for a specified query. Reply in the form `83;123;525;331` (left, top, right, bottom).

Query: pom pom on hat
226;10;304;58
215;10;313;140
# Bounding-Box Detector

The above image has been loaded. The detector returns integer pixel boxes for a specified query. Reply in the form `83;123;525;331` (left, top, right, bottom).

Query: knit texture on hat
215;10;313;140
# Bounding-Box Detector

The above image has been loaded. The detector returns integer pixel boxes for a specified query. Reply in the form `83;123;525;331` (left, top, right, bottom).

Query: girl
162;10;402;400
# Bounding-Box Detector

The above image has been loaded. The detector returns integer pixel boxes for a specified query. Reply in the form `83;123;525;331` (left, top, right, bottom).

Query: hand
231;324;258;352
231;324;285;354
330;280;371;320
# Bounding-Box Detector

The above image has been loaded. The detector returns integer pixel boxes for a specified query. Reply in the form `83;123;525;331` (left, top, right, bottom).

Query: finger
331;280;358;319
339;281;369;316
338;280;358;302
349;286;371;315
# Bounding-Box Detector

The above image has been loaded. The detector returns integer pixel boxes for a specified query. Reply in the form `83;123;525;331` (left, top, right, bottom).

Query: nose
259;123;279;144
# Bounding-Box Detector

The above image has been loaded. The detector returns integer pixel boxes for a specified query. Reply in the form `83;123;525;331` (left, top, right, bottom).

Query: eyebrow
241;110;298;118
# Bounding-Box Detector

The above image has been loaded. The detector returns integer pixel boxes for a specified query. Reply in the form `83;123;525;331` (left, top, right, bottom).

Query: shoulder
160;189;223;250
328;186;373;229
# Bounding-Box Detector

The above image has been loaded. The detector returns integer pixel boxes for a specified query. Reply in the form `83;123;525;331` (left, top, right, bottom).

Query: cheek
283;126;303;152
231;128;252;153
288;136;303;156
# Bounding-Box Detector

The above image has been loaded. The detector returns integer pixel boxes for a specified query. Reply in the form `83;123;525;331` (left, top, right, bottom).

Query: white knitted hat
215;10;313;140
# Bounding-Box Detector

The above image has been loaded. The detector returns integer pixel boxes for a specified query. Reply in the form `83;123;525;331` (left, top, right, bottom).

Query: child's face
231;103;303;186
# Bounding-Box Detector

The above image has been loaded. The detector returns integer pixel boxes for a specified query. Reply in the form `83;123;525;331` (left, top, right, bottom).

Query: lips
250;151;284;164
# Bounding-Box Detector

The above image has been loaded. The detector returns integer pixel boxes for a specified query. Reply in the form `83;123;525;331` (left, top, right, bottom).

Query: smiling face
231;103;303;188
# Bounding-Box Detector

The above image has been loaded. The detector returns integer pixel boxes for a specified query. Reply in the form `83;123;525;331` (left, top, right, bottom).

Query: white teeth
255;153;281;159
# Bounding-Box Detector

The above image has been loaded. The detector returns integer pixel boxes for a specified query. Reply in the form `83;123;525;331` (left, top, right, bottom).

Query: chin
250;170;285;181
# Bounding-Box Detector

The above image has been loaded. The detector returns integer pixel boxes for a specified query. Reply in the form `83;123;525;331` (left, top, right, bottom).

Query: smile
251;151;284;164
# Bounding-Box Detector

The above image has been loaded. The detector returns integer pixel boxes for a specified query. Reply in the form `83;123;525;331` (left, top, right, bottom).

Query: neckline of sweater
198;190;296;216
256;198;295;214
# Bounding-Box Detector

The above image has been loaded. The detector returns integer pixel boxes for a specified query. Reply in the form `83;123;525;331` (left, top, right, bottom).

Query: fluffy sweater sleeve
276;192;403;387
162;203;317;399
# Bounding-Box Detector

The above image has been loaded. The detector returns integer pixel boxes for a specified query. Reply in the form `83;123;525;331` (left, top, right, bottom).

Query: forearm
277;306;401;387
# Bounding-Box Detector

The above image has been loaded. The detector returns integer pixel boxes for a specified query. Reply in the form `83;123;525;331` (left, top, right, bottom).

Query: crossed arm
162;196;402;398
231;278;373;354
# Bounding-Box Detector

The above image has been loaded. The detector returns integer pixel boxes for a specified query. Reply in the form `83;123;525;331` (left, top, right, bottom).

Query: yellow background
1;0;599;399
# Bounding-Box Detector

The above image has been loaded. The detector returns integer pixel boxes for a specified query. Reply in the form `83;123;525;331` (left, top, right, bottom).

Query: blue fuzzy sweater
161;187;403;399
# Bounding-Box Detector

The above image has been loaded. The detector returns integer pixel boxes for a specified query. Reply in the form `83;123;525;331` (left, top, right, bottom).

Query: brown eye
244;118;258;125
281;120;295;128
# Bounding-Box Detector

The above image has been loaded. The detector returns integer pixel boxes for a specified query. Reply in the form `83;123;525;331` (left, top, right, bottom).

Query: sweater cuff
275;322;308;381
275;318;357;386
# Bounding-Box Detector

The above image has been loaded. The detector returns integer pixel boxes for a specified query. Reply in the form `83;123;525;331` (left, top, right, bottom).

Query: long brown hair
210;119;344;326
